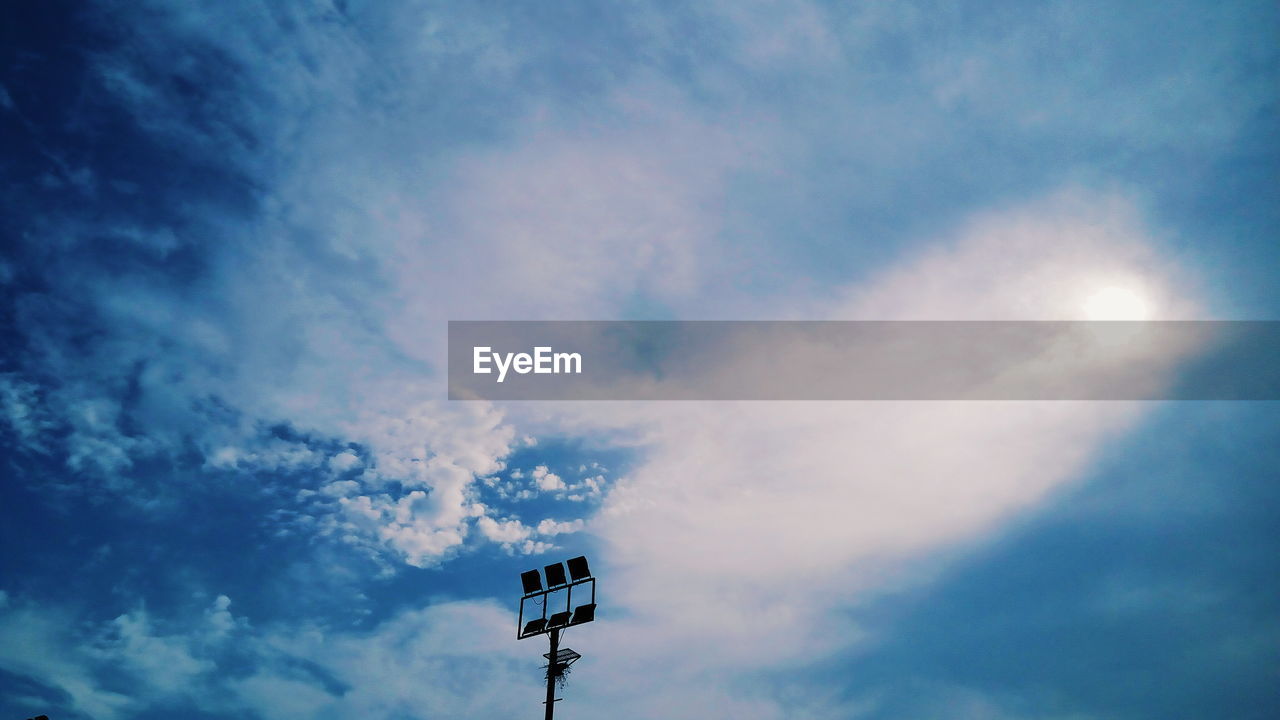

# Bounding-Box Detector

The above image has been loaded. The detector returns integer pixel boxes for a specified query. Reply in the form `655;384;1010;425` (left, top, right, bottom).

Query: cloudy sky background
2;1;1278;718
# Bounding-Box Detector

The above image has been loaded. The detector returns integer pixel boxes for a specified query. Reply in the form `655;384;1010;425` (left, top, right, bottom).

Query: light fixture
566;555;591;581
521;569;543;595
569;602;595;625
515;556;599;719
543;562;568;587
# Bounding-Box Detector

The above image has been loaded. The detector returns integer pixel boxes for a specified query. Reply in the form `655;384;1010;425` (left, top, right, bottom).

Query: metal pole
544;627;560;720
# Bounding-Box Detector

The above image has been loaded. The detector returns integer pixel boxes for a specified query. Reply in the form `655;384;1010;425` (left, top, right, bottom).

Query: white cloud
242;601;535;719
202;438;325;473
4;1;745;570
0;628;129;717
535;518;584;536
332;490;473;567
230;674;337;719
327;450;362;473
204;595;238;638
530;464;566;492
0;594;248;719
0;594;534;720
94;609;215;695
833;191;1204;321
505;190;1211;718
0;374;55;450
476;515;532;545
320;479;360;498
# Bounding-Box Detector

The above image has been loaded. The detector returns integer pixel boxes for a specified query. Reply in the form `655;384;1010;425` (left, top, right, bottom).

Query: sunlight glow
1082;285;1152;320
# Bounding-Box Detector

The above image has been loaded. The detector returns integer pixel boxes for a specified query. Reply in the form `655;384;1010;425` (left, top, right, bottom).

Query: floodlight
521;569;543;595
566;555;591;581
514;556;599;718
544;562;568;587
569;603;595;626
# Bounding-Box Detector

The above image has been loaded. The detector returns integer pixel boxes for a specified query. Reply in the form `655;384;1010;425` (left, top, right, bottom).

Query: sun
1082;285;1152;320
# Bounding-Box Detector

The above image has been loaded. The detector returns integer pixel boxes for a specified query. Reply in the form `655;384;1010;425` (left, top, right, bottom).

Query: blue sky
1;1;1278;718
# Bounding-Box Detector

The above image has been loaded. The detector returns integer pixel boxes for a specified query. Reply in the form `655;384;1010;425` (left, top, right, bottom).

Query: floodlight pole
519;556;594;719
544;627;560;720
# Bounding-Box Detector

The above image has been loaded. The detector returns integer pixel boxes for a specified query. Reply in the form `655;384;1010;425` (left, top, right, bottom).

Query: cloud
834;191;1205;321
237;601;536;719
522;190;1209;717
93;608;215;696
0;594;535;720
530;464;566;492
328;450;361;473
476;515;531;545
0;374;56;452
851;681;1103;720
0;594;246;718
475;513;583;554
536;518;584;536
203;438;325;473
0;602;132;719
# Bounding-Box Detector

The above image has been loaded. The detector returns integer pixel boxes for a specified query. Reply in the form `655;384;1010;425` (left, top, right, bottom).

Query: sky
1;1;1278;719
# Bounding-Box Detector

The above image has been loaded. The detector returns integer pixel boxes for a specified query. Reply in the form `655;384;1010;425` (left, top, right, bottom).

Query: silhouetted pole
545;627;560;720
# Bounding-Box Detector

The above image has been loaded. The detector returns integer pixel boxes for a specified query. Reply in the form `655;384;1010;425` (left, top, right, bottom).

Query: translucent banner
447;321;1280;401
